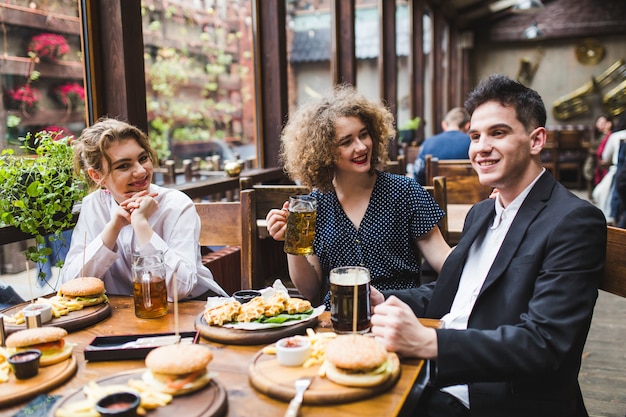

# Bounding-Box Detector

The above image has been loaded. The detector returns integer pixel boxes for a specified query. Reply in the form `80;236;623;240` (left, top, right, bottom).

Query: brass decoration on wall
516;49;544;86
552;59;626;120
575;39;605;66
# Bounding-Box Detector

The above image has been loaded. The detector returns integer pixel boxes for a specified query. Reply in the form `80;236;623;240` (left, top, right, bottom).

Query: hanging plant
6;84;41;114
27;33;70;62
52;82;85;113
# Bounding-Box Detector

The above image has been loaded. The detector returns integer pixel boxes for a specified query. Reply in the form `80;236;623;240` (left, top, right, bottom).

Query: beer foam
330;270;369;286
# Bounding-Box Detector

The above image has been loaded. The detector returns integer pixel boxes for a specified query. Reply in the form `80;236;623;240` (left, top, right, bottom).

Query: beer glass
284;195;317;256
329;266;371;334
132;249;168;318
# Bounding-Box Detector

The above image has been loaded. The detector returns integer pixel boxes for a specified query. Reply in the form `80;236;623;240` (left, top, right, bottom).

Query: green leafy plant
400;116;421;131
0;130;87;279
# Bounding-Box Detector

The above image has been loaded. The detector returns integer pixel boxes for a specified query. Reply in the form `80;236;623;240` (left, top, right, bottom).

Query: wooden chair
422;176;448;243
601;226;626;298
541;129;559;177
384;155;406;176
425;155;493;204
195;189;257;294
556;129;586;189
239;177;309;289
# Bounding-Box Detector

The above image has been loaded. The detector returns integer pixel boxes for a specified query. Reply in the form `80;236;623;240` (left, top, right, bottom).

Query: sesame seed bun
5;327;68;348
59;277;108;307
143;344;214;396
325;334;388;371
323;334;398;388
5;326;73;366
59;277;104;297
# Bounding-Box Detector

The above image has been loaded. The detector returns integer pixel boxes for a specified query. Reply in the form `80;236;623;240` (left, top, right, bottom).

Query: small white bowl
23;303;53;324
275;337;310;367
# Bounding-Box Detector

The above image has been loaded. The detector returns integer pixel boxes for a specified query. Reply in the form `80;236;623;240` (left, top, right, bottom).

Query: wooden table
3;296;424;417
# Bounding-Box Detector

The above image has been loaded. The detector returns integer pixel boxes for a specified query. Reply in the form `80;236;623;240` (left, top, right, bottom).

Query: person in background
60;118;227;300
592;112;626;222
592;114;614;186
265;84;451;308
370;74;606;417
413;107;471;185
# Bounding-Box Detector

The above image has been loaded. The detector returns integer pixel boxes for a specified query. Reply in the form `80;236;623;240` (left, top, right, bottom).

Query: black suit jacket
391;172;606;417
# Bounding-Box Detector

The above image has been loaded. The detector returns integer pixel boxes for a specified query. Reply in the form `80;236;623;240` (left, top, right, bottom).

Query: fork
284;377;313;417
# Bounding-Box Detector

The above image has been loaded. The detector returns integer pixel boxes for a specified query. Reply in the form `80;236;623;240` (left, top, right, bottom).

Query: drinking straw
173;271;179;338
352;270;358;334
26;261;34;304
81;232;86;279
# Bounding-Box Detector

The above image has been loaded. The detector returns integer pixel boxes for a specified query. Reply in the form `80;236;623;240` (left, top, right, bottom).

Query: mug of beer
329;266;371;334
284;195;317;256
132;249;168;319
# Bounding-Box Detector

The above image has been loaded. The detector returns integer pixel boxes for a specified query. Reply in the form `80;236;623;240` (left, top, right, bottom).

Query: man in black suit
371;74;606;417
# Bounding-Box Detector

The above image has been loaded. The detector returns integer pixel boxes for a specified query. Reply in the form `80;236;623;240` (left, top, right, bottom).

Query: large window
0;1;86;150
140;0;255;170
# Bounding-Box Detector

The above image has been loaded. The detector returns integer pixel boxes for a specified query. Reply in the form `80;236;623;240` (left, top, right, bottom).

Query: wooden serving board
49;369;228;417
0;356;77;408
194;314;318;345
1;301;111;335
248;350;401;404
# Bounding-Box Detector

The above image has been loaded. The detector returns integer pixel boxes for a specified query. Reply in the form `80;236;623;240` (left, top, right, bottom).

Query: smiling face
333;116;372;174
88;138;153;203
468;101;545;203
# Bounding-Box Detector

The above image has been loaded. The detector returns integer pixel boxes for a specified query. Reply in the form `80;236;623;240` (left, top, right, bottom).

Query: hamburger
58;277;108;307
142;343;213;396
5;327;74;367
323;334;399;388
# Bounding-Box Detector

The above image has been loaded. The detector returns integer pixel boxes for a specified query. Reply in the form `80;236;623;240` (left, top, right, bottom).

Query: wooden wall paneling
253;0;288;168
83;0;147;131
331;0;356;86
379;0;398;159
409;0;425;142
432;9;444;134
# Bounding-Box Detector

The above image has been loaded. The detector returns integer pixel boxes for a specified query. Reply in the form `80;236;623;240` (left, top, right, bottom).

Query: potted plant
27;33;70;62
398;116;422;145
0;130;87;280
6;83;41;114
52;82;85;113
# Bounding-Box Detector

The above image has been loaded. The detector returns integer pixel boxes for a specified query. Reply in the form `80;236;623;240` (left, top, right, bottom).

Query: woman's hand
265;201;289;241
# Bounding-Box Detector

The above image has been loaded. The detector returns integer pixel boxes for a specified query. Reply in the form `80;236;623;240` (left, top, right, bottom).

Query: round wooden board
49;369;228;417
0;356;77;408
1;301;111;335
194;313;319;345
248;350;401;405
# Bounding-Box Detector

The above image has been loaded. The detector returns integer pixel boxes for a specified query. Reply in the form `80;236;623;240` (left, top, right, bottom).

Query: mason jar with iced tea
329;266;371;334
132;249;168;319
284;195;317;256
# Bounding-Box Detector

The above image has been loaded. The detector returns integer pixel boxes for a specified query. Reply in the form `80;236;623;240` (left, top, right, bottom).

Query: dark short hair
465;74;547;132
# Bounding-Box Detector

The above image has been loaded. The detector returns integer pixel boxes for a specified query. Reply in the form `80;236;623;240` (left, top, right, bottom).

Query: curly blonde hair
73;118;158;190
280;84;394;192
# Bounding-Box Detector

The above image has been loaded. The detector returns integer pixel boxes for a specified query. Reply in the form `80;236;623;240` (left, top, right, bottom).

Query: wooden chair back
602;226;626;298
425;155;492;204
239;177;309;289
384;155;406;176
422;176;448;242
194;189;257;293
556;129;585;189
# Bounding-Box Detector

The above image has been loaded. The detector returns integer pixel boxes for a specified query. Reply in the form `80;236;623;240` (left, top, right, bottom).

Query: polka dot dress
311;171;445;309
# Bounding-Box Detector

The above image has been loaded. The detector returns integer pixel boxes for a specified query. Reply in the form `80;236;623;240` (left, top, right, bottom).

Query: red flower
28;33;70;61
7;84;41;108
53;82;85;106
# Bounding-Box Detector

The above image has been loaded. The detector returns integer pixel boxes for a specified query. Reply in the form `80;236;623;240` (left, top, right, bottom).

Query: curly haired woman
266;84;451;307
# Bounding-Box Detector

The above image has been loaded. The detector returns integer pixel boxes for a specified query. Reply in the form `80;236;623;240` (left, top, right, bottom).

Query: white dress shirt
440;170;544;408
60;184;228;300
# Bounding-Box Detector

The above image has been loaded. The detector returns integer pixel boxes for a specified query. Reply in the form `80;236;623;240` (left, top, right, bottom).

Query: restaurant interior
0;0;625;416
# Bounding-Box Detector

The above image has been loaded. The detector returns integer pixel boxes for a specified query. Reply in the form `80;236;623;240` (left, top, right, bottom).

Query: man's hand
370;296;438;359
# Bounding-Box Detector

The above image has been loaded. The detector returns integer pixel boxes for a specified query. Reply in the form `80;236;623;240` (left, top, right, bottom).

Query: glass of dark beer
329;266;371;334
284;195;317;256
132;249;168;319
